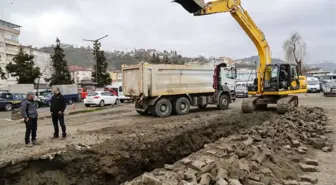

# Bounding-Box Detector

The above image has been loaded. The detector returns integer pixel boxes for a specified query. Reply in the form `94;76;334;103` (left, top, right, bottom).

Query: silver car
323;80;336;97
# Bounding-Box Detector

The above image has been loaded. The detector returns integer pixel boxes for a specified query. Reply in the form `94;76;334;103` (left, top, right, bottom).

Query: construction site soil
0;95;335;185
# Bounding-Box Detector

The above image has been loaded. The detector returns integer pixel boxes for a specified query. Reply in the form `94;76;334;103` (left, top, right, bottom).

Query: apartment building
0;19;21;84
68;65;93;84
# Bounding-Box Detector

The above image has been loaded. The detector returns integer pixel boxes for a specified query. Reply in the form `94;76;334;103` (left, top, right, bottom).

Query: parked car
0;92;25;111
323;80;336;97
84;91;119;107
235;85;248;98
307;77;321;93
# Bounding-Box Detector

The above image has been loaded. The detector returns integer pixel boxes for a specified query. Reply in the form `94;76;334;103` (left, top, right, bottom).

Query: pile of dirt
0;111;273;185
125;107;332;185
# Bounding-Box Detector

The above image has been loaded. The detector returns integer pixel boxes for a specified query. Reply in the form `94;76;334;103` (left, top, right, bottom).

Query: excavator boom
174;0;271;94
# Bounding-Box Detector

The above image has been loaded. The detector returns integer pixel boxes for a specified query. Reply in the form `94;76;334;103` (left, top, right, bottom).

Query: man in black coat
50;87;67;138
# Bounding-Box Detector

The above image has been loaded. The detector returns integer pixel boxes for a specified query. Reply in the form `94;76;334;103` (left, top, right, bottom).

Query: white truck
106;81;132;103
122;62;236;117
0;84;34;94
51;84;79;104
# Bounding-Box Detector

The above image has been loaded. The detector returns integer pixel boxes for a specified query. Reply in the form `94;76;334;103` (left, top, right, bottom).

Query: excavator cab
173;0;205;14
263;64;302;92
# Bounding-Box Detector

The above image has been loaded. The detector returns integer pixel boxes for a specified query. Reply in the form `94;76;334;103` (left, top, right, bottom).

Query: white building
68;65;93;84
22;46;52;84
0;19;21;85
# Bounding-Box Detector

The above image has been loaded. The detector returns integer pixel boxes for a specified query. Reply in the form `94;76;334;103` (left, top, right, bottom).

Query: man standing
21;92;39;147
50;87;67;139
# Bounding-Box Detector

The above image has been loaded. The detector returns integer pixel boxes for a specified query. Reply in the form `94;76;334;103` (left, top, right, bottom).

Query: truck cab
106;82;132;103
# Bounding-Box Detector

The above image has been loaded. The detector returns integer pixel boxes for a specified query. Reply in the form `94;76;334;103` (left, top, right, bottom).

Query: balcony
5;38;19;46
5;47;19;56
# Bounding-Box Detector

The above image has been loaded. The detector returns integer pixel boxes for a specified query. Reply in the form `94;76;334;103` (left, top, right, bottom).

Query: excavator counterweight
173;0;205;14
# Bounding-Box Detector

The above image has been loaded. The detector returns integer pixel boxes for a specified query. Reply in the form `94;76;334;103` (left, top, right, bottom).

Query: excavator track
276;95;299;114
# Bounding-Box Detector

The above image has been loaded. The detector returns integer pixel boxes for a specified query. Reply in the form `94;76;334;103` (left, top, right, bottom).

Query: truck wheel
217;94;229;110
4;103;13;111
197;104;207;109
153;98;172;117
120;100;125;103
173;97;190;115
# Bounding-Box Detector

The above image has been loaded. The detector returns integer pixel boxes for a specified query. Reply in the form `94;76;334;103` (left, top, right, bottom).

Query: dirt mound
0;111;273;185
125;107;332;185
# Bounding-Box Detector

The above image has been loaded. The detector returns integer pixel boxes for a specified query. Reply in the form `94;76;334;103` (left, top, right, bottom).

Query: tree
150;53;160;64
0;55;6;80
282;32;307;75
50;38;73;85
92;41;111;87
5;47;41;84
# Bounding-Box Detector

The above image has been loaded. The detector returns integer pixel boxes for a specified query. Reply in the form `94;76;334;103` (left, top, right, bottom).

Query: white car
84;91;119;107
307;77;321;93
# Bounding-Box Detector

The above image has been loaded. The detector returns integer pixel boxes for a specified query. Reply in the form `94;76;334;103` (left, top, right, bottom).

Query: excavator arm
174;0;272;94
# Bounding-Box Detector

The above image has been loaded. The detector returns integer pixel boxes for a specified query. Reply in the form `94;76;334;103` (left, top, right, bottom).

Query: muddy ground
0;94;335;185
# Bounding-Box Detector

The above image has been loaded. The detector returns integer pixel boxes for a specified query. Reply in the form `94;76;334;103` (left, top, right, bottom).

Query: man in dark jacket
21;92;39;147
50;87;67;138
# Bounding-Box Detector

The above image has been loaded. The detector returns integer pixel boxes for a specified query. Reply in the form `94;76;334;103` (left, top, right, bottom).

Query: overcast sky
1;0;335;62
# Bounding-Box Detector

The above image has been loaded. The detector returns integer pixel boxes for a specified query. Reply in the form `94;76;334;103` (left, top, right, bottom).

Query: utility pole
83;35;108;84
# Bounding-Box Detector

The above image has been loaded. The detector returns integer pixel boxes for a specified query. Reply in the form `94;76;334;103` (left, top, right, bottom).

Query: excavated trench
0;111;276;185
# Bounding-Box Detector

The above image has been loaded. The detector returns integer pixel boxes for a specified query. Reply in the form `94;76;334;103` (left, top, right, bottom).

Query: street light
83;35;108;84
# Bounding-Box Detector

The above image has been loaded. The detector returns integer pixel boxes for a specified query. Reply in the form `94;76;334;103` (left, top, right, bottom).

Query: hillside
40;44;196;69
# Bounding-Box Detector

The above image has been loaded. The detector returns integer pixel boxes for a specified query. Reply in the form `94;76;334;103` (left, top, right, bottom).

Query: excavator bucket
173;0;205;14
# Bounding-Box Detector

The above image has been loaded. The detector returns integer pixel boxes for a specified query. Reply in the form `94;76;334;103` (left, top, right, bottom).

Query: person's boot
53;133;59;139
62;133;67;139
32;140;41;145
26;143;33;147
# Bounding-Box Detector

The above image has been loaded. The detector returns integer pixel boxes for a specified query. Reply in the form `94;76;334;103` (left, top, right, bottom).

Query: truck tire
152;98;172;117
173;97;190;115
217;94;229;110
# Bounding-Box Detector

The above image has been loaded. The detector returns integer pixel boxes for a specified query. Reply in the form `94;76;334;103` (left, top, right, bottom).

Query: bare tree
36;62;51;96
282;32;307;75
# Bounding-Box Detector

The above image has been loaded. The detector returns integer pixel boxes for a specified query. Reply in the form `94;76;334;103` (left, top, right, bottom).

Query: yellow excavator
174;0;307;114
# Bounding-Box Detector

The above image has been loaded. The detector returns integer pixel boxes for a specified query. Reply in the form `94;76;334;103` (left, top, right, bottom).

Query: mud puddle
0;111;275;185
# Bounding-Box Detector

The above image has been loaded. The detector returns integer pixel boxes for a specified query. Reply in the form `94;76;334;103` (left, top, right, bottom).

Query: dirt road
0;93;335;185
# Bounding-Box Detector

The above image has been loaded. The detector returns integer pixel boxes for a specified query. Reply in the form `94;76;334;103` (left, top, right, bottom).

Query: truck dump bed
122;62;216;97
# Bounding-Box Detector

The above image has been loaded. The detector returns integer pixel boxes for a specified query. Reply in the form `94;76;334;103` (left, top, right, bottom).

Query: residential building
22;45;52;84
0;19;21;84
109;69;122;83
68;65;93;84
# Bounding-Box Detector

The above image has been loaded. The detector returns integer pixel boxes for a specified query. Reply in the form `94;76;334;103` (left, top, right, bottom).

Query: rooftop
0;19;21;29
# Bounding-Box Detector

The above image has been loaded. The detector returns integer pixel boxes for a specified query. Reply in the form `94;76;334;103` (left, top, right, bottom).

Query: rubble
124;107;330;185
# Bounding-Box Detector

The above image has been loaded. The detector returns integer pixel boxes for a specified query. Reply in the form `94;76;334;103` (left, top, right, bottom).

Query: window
290;65;298;79
119;86;122;92
101;92;111;96
88;92;98;96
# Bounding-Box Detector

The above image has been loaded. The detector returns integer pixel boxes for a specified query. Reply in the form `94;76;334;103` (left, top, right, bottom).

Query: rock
238;159;250;172
190;160;205;171
260;175;271;185
282;180;299;185
181;158;192;165
186;168;198;175
310;138;325;149
216;178;228;185
251;153;266;164
252;135;263;142
246;180;265;185
297;148;307;154
243;136;254;146
291;140;300;147
250;161;260;171
200;161;216;174
298;182;312;185
141;174;162;185
304;158;318;166
235;150;249;158
199;173;212;185
248;173;261;182
283;145;291;149
299;163;317;172
322;147;332;152
164;164;174;170
289;155;300;162
267;129;277;138
260;168;273;176
178;180;194;185
184;172;197;182
216;168;229;180
300;175;318;184
229;179;242;185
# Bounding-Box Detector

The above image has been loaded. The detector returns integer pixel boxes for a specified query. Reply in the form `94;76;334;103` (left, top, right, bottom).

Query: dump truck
122;62;236;117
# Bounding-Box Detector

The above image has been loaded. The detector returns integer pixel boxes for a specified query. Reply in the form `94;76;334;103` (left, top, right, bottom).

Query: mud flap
173;0;205;13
